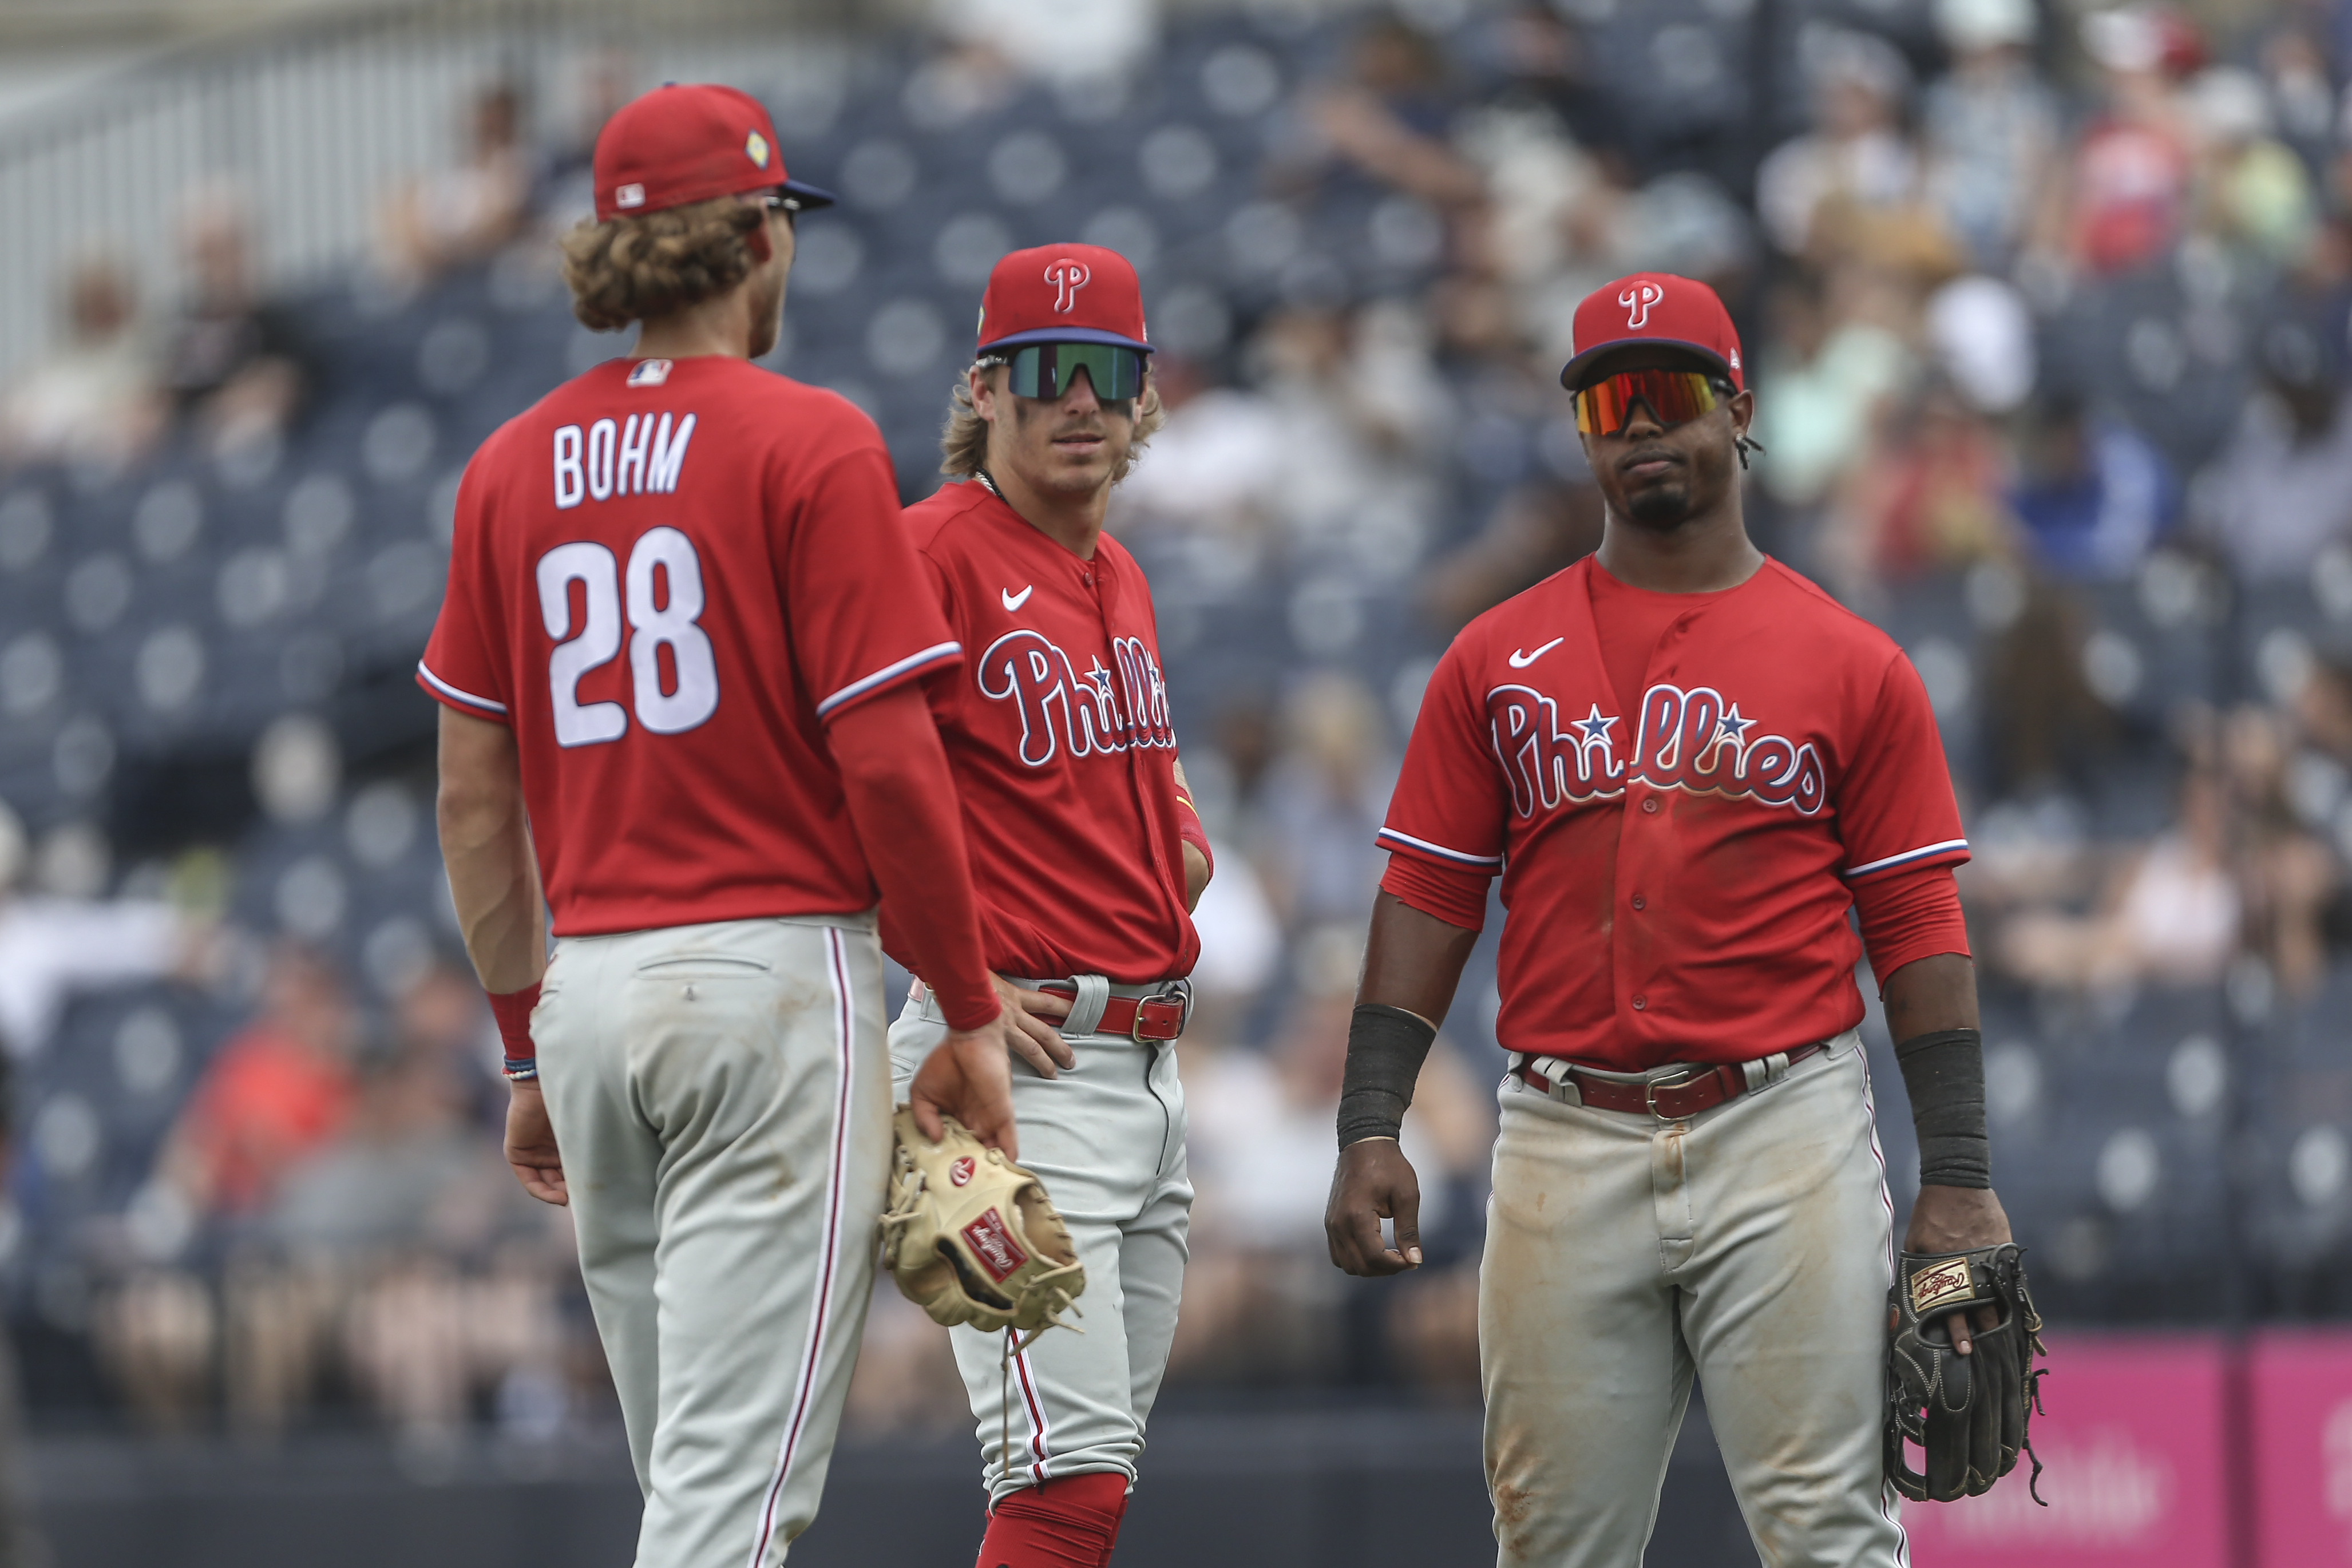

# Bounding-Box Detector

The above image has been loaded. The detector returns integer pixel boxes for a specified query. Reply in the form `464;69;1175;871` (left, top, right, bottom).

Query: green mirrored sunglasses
984;342;1148;402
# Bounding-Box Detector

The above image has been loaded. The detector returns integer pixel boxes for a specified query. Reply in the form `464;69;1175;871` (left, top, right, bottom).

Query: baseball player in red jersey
1324;274;2014;1565
421;85;1021;1567
890;243;1211;1568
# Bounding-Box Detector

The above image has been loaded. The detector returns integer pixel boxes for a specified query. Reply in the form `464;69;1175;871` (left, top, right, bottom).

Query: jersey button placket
1630;894;1645;911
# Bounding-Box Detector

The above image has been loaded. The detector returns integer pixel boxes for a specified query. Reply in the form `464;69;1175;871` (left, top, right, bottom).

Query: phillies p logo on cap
976;243;1151;356
1560;272;1744;393
1046;257;1091;313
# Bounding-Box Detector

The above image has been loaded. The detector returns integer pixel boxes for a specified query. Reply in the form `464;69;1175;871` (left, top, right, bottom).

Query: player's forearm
1172;756;1212;912
1337;892;1481;1148
434;707;546;995
1881;953;1991;1190
1359;891;1479;1026
826;687;1000;1032
1181;842;1210;912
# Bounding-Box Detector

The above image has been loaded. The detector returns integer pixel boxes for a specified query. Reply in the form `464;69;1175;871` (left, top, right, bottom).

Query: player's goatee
1624;484;1690;527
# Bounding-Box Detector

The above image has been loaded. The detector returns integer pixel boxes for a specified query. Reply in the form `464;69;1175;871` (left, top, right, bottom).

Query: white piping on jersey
747;927;856;1568
814;640;962;718
1842;839;1969;880
1376;827;1504;868
415;659;508;715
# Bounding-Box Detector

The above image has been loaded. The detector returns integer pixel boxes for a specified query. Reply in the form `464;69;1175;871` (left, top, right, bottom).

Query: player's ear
746;221;773;266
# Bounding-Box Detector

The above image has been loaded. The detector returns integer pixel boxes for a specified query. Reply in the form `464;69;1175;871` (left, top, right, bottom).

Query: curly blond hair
939;364;1167;482
559;197;763;331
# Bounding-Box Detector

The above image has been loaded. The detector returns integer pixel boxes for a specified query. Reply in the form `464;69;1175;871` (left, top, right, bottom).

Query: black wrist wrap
1894;1027;1991;1189
1337;1003;1438;1149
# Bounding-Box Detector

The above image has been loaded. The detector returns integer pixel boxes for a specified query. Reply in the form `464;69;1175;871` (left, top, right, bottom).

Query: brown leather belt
1515;1042;1826;1120
1037;983;1189;1043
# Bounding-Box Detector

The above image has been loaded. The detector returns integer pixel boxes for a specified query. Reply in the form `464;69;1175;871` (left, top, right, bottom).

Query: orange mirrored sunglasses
1572;369;1724;434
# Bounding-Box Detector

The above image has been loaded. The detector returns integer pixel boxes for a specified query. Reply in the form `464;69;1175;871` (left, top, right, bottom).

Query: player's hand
1906;1183;2013;1355
1325;1137;1423;1277
993;973;1076;1078
910;1009;1020;1159
505;1080;568;1206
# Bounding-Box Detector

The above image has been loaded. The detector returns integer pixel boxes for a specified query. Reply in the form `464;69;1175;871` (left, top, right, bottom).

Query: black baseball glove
1884;1241;2050;1503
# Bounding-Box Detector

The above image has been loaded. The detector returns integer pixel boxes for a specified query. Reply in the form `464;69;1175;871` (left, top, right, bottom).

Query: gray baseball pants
1480;1030;1909;1567
890;979;1192;1504
537;914;892;1567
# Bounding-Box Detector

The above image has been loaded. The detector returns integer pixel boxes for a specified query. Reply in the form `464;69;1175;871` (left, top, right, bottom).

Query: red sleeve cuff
1175;790;1214;877
1853;864;1971;984
1380;851;1490;932
417;661;510;723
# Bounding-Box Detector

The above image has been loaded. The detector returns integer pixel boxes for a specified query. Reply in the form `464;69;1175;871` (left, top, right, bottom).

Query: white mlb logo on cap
615;183;646;208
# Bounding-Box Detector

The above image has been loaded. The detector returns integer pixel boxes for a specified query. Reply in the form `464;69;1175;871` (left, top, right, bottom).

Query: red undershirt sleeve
1851;862;1971;987
1380;850;1491;932
1173;773;1214;877
824;683;1000;1032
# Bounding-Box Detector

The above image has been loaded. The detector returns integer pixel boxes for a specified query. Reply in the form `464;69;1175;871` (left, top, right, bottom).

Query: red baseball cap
592;83;834;223
975;243;1152;357
1559;272;1744;393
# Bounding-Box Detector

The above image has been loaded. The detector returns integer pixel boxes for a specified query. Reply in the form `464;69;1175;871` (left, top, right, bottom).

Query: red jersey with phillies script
418;355;961;935
1377;556;1969;1071
902;480;1198;983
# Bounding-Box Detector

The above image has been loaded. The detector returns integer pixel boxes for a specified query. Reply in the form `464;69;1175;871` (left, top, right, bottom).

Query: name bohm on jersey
552;413;696;507
977;628;1173;766
1487;680;1826;818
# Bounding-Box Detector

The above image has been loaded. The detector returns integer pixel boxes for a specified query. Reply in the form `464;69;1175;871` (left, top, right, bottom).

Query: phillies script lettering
1487;680;1826;818
977;629;1174;766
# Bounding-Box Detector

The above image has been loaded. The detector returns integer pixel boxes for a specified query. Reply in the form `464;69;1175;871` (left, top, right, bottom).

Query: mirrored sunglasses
985;342;1147;402
1573;368;1724;435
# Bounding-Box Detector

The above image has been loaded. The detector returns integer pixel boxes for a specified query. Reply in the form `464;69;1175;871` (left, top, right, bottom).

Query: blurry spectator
1820;378;2015;601
2206;703;2341;997
1479;3;1607;149
1980;576;2116;798
1926;274;2036;416
0;255;165;472
930;0;1157;86
1253;674;1398;933
154;944;357;1223
1747;268;1914;516
1130;304;1449;564
2192;311;2352;581
0;809;217;1060
161;191;314;458
1999;769;2239;989
2188;67;2317;267
536;50;636;228
1422;477;1602;629
271;960;506;1259
382;81;537;285
1177;966;1489;1388
1291;18;1483;209
1922;0;2057;268
2007;391;2174;579
1756;29;1920;260
2046;6;2199;278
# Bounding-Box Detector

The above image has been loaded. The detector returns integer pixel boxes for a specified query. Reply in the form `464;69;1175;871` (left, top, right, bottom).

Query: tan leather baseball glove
879;1107;1084;1347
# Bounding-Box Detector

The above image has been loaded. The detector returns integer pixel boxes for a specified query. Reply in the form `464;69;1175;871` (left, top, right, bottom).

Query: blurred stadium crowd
0;0;2349;1448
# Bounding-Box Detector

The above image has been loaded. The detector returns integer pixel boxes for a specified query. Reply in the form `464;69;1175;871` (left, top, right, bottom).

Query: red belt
1038;984;1188;1043
1516;1042;1825;1120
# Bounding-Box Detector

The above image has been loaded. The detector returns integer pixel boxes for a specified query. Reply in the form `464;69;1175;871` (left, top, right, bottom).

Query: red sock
976;1471;1131;1568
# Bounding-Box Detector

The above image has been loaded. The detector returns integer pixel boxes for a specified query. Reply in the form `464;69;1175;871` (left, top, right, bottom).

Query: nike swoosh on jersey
1002;584;1035;611
1508;637;1565;668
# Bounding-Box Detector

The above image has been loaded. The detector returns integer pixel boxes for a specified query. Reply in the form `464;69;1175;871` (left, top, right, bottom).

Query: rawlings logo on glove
879;1108;1085;1347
